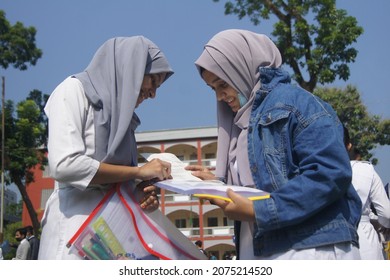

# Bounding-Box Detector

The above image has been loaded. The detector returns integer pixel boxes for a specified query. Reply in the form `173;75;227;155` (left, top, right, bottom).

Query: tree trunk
13;177;40;236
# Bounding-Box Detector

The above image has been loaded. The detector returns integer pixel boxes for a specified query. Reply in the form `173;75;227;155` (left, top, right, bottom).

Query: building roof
135;126;218;143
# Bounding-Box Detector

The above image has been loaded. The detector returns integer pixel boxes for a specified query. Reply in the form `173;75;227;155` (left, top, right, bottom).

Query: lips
226;98;234;104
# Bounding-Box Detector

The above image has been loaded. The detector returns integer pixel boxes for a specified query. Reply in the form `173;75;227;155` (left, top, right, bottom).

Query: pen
94;233;115;258
82;244;99;260
90;238;111;260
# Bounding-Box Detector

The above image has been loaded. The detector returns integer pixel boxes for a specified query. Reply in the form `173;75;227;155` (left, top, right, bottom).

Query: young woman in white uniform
38;36;173;259
344;126;390;259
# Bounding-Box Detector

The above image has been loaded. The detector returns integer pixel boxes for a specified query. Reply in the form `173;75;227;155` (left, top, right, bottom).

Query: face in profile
15;231;24;242
201;69;240;112
136;73;167;107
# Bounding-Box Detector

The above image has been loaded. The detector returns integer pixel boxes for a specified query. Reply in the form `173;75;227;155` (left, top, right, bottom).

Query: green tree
0;10;43;240
2;221;22;259
214;0;363;91
5;200;23;217
0;10;42;70
2;91;48;236
315;86;390;164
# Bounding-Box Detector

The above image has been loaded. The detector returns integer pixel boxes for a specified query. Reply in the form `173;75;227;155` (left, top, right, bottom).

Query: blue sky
1;0;389;192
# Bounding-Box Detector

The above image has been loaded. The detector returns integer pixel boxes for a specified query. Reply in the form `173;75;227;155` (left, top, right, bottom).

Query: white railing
161;194;198;202
182;159;217;169
177;226;234;237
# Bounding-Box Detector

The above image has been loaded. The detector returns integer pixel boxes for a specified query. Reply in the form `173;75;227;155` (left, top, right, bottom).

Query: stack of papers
147;153;270;202
155;179;269;201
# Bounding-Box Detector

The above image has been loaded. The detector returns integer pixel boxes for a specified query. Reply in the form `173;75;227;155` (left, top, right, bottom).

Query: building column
160;143;165;214
197;139;202;165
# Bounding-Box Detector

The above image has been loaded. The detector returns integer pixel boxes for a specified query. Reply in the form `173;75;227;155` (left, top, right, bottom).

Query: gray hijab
74;36;173;166
195;29;282;184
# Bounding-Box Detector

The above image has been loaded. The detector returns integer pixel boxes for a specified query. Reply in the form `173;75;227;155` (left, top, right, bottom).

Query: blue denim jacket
239;67;361;257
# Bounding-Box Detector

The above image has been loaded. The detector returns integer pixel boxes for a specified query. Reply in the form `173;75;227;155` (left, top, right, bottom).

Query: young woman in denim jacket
188;29;362;259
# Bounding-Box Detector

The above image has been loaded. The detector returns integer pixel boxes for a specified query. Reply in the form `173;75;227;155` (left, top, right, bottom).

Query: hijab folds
74;36;173;166
195;29;282;184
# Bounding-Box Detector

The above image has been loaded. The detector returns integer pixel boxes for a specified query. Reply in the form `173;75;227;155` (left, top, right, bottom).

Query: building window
191;218;199;228
207;217;218;227
175;219;186;228
190;153;197;161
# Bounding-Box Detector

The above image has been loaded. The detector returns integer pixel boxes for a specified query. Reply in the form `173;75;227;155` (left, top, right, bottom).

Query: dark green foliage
0;10;42;70
214;0;363;91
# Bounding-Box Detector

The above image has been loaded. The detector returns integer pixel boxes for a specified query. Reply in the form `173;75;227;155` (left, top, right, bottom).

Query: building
23;126;236;259
1;187;20;223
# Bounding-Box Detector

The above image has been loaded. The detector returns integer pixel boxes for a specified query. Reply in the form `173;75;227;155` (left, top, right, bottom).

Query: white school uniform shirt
351;160;390;260
38;77;103;260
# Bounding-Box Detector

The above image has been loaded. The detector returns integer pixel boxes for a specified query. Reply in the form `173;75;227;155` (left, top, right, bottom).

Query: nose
148;89;156;99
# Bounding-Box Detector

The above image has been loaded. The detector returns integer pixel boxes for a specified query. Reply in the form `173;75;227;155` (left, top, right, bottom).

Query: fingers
226;188;240;201
209;197;229;209
136;178;159;189
185;165;208;172
141;159;171;181
185;165;216;180
143;185;157;193
153;159;171;180
140;196;159;211
185;165;202;172
140;188;159;211
213;189;255;222
162;164;171;180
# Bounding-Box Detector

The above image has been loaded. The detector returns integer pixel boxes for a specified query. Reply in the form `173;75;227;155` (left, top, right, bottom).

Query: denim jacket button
248;127;252;133
266;113;272;123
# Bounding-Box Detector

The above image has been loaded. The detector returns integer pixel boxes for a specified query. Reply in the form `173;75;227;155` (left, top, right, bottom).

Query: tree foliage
1;91;49;236
0;11;43;238
2;221;22;259
214;0;363;91
0;10;42;70
5;200;22;217
314;86;390;164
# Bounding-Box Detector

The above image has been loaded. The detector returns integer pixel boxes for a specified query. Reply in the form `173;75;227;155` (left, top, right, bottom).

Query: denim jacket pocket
257;108;292;190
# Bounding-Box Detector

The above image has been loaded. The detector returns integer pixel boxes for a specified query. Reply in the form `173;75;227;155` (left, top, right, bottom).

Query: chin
231;106;240;113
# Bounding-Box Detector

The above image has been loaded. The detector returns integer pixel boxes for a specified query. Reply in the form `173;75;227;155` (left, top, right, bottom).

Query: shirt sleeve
370;166;390;228
44;77;100;190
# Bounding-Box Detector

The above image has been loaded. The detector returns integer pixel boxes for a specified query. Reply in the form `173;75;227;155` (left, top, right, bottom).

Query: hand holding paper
146;153;270;202
210;188;256;221
184;164;217;181
139;184;159;211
